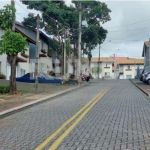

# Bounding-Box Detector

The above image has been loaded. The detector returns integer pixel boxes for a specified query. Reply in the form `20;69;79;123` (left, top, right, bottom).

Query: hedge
0;73;6;79
0;86;10;94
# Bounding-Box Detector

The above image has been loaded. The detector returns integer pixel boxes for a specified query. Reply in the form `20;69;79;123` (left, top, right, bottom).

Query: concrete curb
130;79;150;97
0;84;85;119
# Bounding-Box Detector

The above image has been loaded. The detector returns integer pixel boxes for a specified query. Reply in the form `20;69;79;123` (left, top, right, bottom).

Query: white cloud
1;1;147;59
92;1;150;58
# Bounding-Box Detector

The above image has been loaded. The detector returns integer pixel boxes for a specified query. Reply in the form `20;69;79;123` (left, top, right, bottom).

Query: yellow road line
35;88;108;150
48;89;109;150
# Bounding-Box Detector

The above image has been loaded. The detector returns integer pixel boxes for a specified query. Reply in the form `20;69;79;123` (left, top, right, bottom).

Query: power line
106;29;150;41
102;39;141;45
100;46;112;54
106;17;150;29
108;27;150;33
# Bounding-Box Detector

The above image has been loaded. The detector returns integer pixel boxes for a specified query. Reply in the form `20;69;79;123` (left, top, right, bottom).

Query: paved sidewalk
0;83;82;117
130;79;150;97
1;80;150;149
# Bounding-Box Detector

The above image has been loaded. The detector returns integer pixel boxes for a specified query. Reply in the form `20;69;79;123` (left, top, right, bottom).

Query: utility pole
77;1;82;78
114;53;116;79
63;29;66;78
98;43;100;79
11;0;17;93
35;14;40;93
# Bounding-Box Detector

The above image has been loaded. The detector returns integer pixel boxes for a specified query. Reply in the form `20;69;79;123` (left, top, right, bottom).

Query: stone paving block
1;80;150;150
76;147;84;150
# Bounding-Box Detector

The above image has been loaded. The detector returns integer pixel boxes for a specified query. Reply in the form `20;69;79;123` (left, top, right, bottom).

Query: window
105;72;110;76
127;65;130;69
104;63;110;68
0;62;1;73
41;41;44;49
20;69;26;76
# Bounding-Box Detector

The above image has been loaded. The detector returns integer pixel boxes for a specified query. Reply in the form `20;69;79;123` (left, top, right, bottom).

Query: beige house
82;57;144;79
117;58;144;79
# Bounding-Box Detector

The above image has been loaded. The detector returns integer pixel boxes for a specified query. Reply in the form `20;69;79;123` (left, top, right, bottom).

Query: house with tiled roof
83;57;144;79
142;41;150;70
0;22;53;80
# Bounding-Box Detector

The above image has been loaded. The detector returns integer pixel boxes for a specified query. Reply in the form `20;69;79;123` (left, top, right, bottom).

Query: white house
82;57;144;79
0;27;31;80
0;22;53;80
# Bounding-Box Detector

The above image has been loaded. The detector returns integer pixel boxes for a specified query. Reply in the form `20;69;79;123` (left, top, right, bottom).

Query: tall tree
0;5;28;94
0;5;15;29
72;1;111;69
21;1;111;72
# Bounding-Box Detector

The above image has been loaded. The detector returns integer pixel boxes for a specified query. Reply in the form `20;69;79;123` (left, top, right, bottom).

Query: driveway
0;80;150;150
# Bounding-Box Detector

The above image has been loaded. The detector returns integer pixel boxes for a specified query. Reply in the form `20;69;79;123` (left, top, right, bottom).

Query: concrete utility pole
77;1;82;78
35;14;40;92
114;53;116;79
63;29;66;78
98;43;100;79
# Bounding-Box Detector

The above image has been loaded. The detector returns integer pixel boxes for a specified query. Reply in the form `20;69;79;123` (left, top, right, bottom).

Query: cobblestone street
0;80;150;150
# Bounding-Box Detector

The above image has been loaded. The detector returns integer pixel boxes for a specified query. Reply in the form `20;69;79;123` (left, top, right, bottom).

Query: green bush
0;86;10;93
0;73;6;79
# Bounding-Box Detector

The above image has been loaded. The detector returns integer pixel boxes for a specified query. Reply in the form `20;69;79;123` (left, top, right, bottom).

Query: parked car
142;71;149;83
143;71;150;84
16;72;65;84
140;69;149;81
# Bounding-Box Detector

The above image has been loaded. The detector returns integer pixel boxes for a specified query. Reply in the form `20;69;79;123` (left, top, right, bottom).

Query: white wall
0;54;7;75
0;29;7;76
17;46;30;77
67;59;74;74
90;62;100;78
40;40;48;52
101;62;113;78
0;29;9;78
39;57;52;74
122;64;144;79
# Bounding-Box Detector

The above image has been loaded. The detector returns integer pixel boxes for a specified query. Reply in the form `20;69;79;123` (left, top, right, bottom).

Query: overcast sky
1;0;150;58
95;1;150;58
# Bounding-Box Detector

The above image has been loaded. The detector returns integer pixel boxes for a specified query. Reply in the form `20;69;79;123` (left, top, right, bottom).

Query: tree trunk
73;44;76;76
88;58;91;72
88;52;91;72
61;42;64;75
9;55;17;94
